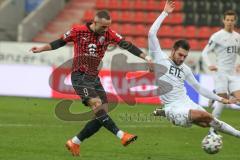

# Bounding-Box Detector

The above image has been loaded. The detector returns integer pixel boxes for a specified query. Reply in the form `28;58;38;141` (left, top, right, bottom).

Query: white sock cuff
72;136;81;145
117;130;124;139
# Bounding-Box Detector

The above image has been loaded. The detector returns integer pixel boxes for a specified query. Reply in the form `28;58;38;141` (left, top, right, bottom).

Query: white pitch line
4;123;239;129
0;123;172;128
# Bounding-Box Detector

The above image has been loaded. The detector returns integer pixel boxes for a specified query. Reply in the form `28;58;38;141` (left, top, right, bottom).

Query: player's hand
229;98;240;104
29;46;43;53
208;65;218;71
220;98;237;104
147;59;154;72
164;0;175;14
220;98;230;104
145;55;154;72
235;64;240;73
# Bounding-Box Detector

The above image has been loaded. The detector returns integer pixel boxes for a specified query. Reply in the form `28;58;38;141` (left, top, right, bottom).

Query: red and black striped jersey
62;22;123;76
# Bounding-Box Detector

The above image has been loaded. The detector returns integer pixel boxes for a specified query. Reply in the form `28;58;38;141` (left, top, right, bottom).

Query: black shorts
71;71;108;106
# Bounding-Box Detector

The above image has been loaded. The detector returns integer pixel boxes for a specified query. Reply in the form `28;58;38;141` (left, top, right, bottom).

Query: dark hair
96;10;111;20
173;39;190;51
223;10;238;20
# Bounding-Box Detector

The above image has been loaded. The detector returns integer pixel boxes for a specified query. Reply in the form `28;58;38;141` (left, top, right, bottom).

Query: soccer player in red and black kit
30;10;152;156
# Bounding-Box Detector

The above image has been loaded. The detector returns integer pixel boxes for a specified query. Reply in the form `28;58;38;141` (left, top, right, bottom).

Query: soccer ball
201;134;223;154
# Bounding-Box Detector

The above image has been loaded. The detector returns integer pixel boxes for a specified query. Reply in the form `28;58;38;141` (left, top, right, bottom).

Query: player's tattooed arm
30;38;66;53
118;40;153;71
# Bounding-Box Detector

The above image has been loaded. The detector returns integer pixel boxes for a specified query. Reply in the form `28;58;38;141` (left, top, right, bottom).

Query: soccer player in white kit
150;0;240;138
202;10;240;134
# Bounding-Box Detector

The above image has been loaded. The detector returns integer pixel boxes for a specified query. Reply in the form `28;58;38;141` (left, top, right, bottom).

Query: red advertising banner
51;68;161;105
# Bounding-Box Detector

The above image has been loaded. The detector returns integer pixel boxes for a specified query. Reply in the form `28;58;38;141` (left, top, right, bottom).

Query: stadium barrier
0;41;223;106
0;63;216;106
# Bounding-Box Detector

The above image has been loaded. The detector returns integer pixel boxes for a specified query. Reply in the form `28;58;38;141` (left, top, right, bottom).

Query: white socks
212;102;225;118
72;136;81;145
116;130;124;139
209;118;240;138
227;104;240;110
209;102;225;133
71;131;124;144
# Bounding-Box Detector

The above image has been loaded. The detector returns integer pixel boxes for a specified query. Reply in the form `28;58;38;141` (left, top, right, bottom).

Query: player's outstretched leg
191;109;240;138
209;118;240;138
95;104;137;146
65;99;137;156
209;101;226;135
65;118;102;156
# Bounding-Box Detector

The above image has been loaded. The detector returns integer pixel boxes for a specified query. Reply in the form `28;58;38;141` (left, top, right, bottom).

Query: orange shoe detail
65;140;80;156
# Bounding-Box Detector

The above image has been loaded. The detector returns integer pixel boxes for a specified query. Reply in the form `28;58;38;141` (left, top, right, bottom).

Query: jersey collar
86;22;102;37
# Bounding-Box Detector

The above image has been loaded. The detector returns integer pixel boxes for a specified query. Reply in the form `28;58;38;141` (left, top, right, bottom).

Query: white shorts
214;73;240;94
164;98;206;128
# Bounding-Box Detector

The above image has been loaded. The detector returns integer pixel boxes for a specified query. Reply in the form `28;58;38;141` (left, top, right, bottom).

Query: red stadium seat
124;36;134;42
189;39;200;50
159;1;165;10
121;11;134;23
134;0;146;10
164;14;172;24
133;24;148;36
135;37;147;48
146;0;159;11
199;40;208;50
163;14;183;25
198;27;212;39
120;0;133;10
108;0;120;10
158;25;173;37
82;10;94;22
172;25;184;38
174;0;183;11
111;23;121;33
146;12;158;23
160;38;173;49
110;11;120;22
170;13;184;24
121;24;134;36
134;12;146;23
96;0;107;9
185;26;198;38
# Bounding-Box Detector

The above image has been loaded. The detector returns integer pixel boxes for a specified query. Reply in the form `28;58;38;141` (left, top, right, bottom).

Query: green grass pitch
0;96;240;160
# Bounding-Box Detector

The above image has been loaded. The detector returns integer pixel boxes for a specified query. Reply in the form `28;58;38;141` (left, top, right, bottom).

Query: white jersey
149;11;222;104
202;29;240;74
154;55;193;104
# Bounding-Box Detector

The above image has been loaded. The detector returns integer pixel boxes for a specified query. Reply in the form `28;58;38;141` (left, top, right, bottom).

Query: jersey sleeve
185;66;222;101
108;29;123;44
61;26;78;42
148;11;169;62
201;34;218;66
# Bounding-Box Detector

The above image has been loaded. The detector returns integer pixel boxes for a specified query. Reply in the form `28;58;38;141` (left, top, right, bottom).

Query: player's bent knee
89;97;102;107
82;97;102;108
191;110;213;122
